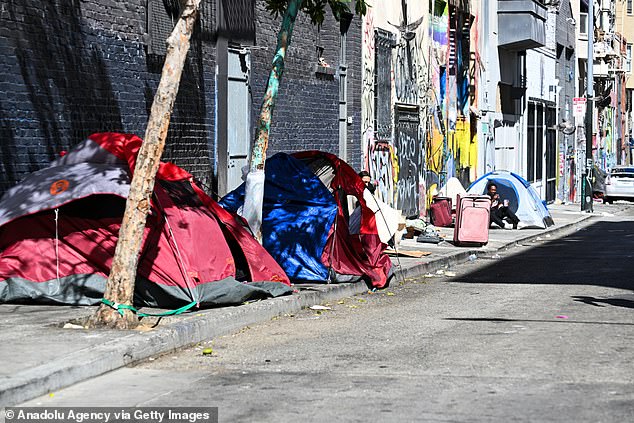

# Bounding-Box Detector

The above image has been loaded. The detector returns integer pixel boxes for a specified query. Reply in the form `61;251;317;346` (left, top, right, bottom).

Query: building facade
0;0;363;198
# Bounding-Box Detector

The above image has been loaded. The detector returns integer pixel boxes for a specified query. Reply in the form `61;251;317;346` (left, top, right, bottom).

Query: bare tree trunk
88;0;201;329
242;0;302;240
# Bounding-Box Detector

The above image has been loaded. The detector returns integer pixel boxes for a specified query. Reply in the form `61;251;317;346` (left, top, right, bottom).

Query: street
21;208;634;422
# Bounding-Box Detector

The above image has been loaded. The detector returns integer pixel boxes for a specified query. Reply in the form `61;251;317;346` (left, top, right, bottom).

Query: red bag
430;197;452;227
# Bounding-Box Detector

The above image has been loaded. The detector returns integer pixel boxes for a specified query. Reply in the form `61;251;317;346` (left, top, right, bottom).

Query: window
374;29;395;141
629;0;633;15
536;104;544;182
627;44;632;73
527;104;535;182
579;13;588;36
147;0;178;56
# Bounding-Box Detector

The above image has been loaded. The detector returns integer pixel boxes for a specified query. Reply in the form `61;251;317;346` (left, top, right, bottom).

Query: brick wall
250;2;362;166
0;0;362;198
0;0;217;196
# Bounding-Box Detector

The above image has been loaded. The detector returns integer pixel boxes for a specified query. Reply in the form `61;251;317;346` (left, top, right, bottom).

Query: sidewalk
0;202;623;407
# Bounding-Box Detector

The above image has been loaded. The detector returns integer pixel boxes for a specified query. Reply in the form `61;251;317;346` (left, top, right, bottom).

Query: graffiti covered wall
360;0;480;217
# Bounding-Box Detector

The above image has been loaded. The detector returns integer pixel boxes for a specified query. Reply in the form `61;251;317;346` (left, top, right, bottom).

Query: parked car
604;166;634;203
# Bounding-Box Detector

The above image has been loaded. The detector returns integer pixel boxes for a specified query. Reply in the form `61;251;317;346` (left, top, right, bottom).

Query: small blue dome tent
467;171;554;229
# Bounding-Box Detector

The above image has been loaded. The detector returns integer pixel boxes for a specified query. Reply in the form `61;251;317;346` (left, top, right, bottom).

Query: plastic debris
445;271;457;277
555;315;569;319
63;323;84;330
405;218;426;232
309;305;332;310
202;348;213;355
467;254;477;262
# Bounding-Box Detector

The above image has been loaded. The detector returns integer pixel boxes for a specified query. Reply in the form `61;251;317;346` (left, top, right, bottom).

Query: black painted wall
0;0;362;198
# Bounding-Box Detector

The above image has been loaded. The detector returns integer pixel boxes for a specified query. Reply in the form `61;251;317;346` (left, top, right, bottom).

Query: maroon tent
0;132;291;308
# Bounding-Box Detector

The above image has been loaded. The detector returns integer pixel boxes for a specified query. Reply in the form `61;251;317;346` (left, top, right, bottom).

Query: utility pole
582;0;594;212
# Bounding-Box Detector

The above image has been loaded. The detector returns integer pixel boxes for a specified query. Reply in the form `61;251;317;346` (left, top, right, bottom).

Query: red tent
0;132;291;307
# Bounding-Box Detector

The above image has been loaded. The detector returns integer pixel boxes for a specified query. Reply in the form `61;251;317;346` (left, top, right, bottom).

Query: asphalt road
22;210;634;422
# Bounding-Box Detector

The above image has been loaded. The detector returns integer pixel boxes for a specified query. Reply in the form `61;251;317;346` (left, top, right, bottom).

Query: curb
0;210;597;407
0;282;368;407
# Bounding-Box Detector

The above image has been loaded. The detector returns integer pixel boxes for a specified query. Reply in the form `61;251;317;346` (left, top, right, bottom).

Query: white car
604;166;634;203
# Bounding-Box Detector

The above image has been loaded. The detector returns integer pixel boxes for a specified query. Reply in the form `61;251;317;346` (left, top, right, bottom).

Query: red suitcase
453;194;491;246
430;196;453;227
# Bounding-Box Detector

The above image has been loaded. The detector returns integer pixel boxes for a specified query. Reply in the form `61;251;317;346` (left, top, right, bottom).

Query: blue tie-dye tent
220;152;392;288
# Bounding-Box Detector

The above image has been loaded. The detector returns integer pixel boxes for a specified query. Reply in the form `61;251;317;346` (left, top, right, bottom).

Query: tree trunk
88;0;201;329
242;0;303;240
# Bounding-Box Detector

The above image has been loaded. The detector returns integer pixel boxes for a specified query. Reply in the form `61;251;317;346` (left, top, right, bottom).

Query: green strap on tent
101;298;197;318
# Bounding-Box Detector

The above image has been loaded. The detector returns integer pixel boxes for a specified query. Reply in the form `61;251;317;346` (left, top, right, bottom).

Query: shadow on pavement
449;220;634;291
444;317;634;326
571;295;634;309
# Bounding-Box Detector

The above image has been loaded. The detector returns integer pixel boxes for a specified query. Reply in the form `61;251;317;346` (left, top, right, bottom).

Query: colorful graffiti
360;1;480;217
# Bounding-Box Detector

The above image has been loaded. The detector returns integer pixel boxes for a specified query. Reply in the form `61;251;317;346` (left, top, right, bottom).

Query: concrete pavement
0;202;626;407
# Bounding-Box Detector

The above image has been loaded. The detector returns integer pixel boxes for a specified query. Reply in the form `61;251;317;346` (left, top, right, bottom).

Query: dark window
374;29;395;141
527;103;535;182
536;104;544;182
216;0;255;40
546;107;557;202
147;0;179;56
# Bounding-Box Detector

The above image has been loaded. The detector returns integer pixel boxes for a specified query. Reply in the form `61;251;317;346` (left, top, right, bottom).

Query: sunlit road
23;210;634;422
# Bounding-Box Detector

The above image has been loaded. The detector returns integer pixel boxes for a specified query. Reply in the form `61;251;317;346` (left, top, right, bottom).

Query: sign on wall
573;97;586;121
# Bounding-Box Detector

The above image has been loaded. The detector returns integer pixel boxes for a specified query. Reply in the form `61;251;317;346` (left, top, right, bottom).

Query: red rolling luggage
430;196;453;227
453;194;491;246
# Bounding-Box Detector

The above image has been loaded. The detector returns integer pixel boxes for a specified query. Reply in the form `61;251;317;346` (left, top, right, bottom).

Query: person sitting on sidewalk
486;182;520;229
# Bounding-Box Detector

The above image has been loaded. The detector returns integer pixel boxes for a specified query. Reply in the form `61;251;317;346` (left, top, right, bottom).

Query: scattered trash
555;315;569;319
337;300;345;305
148;357;156;361
202;348;213;355
309;305;332;310
347;305;359;309
602;212;615;217
405;218;426;232
49;393;54;398
63;323;84;330
492;254;500;259
445;271;456;277
436;269;445;275
416;233;444;244
357;299;367;303
424;273;435;278
386;292;395;296
467;254;477;262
